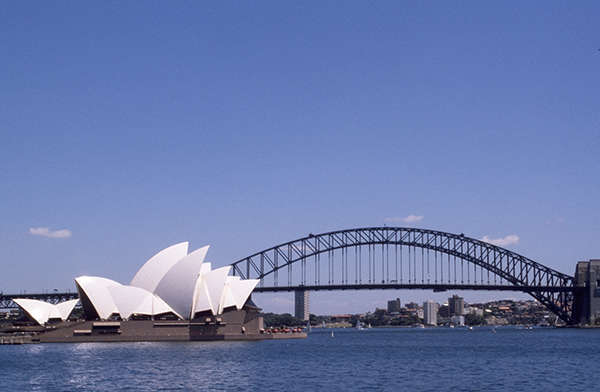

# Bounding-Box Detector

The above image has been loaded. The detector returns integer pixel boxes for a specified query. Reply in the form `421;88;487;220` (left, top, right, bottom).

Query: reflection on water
25;344;46;355
2;328;599;391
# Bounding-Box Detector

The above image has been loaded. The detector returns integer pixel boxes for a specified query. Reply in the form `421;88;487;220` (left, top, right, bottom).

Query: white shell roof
55;299;80;319
154;246;209;319
108;285;181;319
13;298;78;325
192;266;231;316
220;276;240;311
74;242;259;320
130;242;189;293
76;276;179;320
75;276;120;319
228;278;260;310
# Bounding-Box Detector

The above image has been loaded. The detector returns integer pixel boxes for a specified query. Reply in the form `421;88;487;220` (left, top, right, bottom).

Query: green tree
390;315;420;326
465;313;486;326
261;313;305;327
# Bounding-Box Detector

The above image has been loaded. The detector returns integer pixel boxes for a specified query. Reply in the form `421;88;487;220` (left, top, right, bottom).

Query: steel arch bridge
231;227;579;324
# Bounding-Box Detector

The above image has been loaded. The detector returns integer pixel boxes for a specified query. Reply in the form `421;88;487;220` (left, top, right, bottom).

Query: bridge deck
1;283;577;309
254;284;578;293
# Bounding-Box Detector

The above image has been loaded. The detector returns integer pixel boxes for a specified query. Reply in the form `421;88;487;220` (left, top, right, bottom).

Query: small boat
356;321;364;330
468;326;473;330
491;327;496;333
331;330;335;338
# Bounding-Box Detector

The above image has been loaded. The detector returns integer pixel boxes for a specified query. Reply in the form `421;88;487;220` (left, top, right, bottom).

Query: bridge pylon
294;290;309;321
573;259;600;325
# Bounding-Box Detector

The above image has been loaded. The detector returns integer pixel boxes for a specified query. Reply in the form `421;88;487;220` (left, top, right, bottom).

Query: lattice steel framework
231;227;578;324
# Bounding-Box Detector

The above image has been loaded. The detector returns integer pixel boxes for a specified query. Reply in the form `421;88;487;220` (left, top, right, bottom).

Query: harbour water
2;327;599;391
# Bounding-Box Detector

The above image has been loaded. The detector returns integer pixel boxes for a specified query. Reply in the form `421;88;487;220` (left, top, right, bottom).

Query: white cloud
384;215;424;224
480;234;519;247
29;227;72;239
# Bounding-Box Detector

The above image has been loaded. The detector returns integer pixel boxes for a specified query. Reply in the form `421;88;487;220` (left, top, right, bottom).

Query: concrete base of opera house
30;307;306;343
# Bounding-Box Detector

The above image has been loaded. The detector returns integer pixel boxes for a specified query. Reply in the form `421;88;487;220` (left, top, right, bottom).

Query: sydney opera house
12;242;287;342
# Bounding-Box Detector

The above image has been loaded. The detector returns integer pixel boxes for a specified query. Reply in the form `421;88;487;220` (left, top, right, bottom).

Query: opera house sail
74;242;259;321
12;298;78;326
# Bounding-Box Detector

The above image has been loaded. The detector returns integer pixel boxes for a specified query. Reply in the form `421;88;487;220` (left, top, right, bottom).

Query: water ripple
1;328;599;391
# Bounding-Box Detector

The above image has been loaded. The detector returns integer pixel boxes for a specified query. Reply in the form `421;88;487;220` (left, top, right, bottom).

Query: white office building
423;300;438;326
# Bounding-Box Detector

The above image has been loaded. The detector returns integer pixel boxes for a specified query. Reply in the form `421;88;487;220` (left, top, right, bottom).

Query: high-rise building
448;295;465;316
387;298;401;313
423;300;438;326
294;290;309;321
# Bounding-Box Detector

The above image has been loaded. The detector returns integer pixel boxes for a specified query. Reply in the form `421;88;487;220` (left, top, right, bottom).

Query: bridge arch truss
231;227;577;324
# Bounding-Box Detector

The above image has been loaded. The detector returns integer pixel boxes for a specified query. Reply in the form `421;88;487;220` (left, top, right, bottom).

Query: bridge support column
573;259;600;325
294;290;309;321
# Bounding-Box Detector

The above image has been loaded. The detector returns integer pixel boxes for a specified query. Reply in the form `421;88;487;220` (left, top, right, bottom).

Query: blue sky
1;2;598;314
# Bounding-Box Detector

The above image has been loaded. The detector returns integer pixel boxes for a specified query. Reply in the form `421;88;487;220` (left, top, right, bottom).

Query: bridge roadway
253;283;579;293
0;283;578;309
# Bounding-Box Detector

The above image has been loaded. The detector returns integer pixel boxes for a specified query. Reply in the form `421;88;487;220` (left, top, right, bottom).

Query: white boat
331;330;335;338
356;321;364;330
